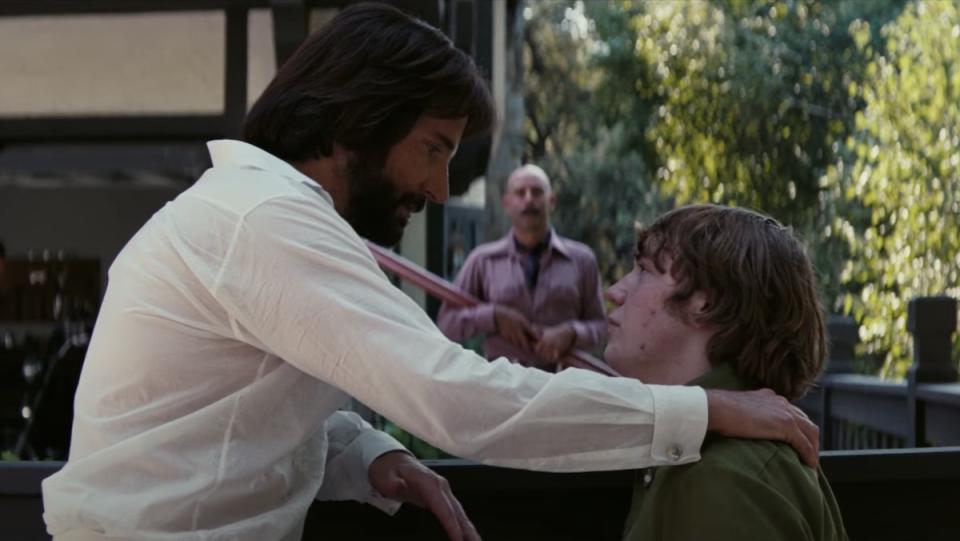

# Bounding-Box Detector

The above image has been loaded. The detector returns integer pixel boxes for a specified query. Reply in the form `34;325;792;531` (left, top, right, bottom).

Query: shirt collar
513;230;551;254
548;229;571;259
686;362;750;392
206;139;334;206
506;228;570;259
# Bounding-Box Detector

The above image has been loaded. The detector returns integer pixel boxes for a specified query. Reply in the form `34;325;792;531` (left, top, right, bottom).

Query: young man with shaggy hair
608;205;848;540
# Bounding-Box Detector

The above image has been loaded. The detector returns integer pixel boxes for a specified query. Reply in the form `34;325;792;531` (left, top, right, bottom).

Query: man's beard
343;152;426;247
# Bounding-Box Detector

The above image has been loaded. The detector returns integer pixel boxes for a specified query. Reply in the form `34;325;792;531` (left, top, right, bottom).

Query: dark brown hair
635;204;826;400
243;2;494;161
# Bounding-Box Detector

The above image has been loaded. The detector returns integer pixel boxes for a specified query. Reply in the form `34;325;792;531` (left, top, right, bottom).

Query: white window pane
0;12;225;116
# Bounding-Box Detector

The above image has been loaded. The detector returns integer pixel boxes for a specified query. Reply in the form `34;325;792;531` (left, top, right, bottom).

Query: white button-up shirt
42;140;708;541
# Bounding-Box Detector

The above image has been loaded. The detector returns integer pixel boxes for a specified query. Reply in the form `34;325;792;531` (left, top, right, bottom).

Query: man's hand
493;305;539;350
706;388;820;468
533;323;576;362
369;451;481;541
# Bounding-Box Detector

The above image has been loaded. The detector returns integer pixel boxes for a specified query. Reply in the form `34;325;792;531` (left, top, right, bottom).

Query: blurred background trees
520;0;959;376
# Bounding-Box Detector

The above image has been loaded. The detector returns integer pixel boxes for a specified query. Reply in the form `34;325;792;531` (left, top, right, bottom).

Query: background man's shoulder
556;236;600;264
465;238;511;263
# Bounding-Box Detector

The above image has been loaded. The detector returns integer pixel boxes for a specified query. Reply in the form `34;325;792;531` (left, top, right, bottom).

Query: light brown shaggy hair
635;204;826;400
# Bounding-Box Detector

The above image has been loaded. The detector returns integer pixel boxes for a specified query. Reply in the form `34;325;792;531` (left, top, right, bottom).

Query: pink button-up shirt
437;230;607;369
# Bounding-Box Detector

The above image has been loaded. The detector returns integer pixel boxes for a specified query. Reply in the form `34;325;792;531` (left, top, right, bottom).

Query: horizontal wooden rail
5;449;960;541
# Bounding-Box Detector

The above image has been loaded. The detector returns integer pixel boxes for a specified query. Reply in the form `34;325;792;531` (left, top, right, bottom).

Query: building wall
0;8;432;309
0;10;276;114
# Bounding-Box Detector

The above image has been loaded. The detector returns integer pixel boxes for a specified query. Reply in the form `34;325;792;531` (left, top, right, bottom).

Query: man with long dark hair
43;5;818;540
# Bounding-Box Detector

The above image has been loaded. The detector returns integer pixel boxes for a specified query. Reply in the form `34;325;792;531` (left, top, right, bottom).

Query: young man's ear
687;291;712;327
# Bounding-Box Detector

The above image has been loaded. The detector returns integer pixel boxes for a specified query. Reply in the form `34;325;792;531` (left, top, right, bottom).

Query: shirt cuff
475;303;497;334
357;430;409;515
647;384;708;466
569;321;589;347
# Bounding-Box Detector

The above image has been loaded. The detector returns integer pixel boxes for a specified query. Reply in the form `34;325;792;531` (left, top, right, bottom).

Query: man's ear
687;291;712;327
331;143;353;174
547;190;557;211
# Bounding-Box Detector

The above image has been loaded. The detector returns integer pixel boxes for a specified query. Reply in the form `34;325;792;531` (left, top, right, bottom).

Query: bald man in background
438;165;606;371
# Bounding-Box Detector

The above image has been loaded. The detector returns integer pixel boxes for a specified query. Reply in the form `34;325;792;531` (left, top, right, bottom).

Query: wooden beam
223;6;249;138
270;0;308;68
0;116;227;143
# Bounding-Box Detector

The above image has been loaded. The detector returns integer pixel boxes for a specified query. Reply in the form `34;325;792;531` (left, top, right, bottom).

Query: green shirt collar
687;362;751;392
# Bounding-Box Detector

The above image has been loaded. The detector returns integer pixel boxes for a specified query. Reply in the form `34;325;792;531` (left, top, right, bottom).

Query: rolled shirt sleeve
314;411;408;515
211;196;708;472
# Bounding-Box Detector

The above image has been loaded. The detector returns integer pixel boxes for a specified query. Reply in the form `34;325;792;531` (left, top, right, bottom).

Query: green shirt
623;364;848;541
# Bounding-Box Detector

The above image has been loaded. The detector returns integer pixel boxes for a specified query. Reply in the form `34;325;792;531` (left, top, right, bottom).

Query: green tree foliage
524;0;904;287
629;0;903;298
632;1;835;221
524;1;671;282
524;0;958;376
821;0;960;377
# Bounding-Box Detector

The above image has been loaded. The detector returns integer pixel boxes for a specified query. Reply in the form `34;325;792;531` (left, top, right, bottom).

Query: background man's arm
436;252;497;341
534;250;607;361
570;251;608;349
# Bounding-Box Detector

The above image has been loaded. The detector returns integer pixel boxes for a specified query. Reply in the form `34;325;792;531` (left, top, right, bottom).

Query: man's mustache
521;207;541;215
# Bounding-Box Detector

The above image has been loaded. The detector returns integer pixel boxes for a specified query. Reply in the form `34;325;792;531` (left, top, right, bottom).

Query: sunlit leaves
523;1;670;282
630;0;894;232
524;0;957;378
823;1;960;377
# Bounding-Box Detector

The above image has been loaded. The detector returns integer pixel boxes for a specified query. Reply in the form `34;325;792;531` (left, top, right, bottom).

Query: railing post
820;315;859;450
906;296;958;446
825;315;859;374
820;387;833;450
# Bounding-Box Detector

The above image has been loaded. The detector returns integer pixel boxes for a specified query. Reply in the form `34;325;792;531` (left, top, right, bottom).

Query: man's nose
424;169;450;204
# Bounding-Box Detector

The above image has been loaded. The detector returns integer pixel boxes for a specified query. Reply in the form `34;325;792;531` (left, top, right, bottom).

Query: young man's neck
646;339;714;387
677;355;714;386
512;225;550;249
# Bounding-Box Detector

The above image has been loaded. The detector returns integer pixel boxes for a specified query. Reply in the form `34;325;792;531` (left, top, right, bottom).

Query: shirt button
667;445;684;462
